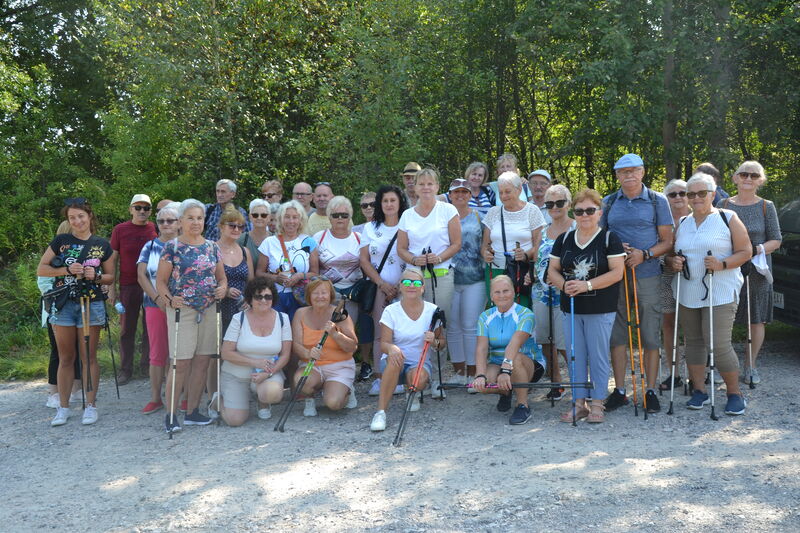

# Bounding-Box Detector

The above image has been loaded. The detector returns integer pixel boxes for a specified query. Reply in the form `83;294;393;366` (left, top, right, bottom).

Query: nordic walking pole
80;287;93;395
434;309;447;400
214;300;222;426
667;252;682;415
622;268;639;416
569;293;577;427
706;251;719;421
440;381;593;390
104;304;120;399
168;308;180;440
744;268;755;390
393;309;442;447
548;285;557;407
275;300;347;432
424;247;437;304
631;266;648;419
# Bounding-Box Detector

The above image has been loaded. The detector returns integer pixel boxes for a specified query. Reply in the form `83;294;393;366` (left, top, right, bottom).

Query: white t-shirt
314;230;363;289
397;201;459;269
483;203;546;269
257;234;317;293
379;301;439;365
360;222;405;285
222;310;292;379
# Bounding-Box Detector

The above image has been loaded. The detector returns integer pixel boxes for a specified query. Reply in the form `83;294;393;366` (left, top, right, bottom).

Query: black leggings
47;323;82;386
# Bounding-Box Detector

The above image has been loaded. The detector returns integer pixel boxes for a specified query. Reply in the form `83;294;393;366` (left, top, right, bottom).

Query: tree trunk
707;1;732;169
661;0;678;182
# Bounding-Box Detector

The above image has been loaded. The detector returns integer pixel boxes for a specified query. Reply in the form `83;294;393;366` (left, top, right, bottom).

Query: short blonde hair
218;204;245;228
545;184;572;204
464;162;489;184
326;196;353;217
735;160;767;186
490;274;514;292
304;277;335;305
276;200;309;235
415;168;440;187
573;188;603;208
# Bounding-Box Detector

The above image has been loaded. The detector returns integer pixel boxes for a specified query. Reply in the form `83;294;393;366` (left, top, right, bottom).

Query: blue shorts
49;300;106;327
379;358;432;383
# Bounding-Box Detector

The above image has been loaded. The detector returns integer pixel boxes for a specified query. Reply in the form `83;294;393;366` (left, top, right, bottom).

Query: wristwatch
499;368;513;376
501;358;514;368
586;280;593;292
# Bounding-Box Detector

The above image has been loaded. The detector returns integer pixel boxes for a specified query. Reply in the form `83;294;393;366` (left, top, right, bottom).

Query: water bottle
115;302;126;314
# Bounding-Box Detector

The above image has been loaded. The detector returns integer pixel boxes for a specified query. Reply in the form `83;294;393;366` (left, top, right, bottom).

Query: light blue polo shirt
477;303;545;367
600;185;672;279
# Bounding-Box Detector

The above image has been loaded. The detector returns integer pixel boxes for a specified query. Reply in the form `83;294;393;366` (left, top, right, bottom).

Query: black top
550;228;625;314
49;233;113;302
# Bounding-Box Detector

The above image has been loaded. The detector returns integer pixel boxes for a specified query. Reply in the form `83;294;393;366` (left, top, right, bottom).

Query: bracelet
474;374;486;380
722;260;727;270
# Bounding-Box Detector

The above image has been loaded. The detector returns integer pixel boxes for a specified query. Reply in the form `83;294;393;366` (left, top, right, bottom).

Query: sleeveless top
220;248;249;331
301;320;352;365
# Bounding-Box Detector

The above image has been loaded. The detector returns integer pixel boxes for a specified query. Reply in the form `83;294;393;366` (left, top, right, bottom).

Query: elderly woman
352;191;377;380
239;198;271;265
292;277;358;417
667;173;752;415
719;161;782;385
482;172;546;309
473;275;546;425
256;200;319;320
37;199;114;426
137;201;180;414
156;198;228;433
547;189;626;423
220;277;291;425
261;179;283;204
360;184;409;396
217;205;255;334
659;179;691;391
439;162;495;218
370;268;445;431
532;184;575;401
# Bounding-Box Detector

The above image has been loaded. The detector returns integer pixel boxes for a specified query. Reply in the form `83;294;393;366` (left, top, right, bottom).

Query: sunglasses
262;192;279;199
293;192;312;197
252;293;273;301
686;190;711;199
400;279;423;287
573;207;598;217
667;191;687;198
360;202;376;209
226;223;246;231
737;172;760;180
157;218;178;225
64;197;87;206
250;212;269;218
315;181;332;188
132;205;152;212
544;199;568;209
330;212;350;219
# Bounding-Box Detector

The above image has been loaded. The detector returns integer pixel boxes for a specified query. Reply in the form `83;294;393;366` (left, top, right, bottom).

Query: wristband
499;368;513;376
722;260;727;270
474;374;486;380
752;244;759;256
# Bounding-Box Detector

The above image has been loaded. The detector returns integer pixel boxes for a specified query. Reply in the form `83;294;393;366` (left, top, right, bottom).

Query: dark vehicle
772;199;800;328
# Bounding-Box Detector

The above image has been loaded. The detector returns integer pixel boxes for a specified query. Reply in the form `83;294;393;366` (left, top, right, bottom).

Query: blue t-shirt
600;185;672;279
477;303;545;367
137;238;167;307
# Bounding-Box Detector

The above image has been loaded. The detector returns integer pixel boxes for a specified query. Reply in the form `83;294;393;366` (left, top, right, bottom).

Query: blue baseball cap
613;153;644;170
527;169;552;182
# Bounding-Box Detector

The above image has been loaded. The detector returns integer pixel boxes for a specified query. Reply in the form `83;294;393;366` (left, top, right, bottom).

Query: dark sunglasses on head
400;279;423;287
315;181;331;188
737;172;760;180
132;205;152;212
667;191;687;198
573;207;598;217
157;218;178;225
250;212;269;218
544;199;568;209
64;197;87;206
686;190;711;199
252;293;273;301
360;202;375;209
226;223;246;230
330;212;350;219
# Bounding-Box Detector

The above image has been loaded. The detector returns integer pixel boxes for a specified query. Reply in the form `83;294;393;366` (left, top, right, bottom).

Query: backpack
602;187;660;227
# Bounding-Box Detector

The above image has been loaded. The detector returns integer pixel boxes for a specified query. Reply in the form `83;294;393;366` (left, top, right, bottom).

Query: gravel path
1;340;798;532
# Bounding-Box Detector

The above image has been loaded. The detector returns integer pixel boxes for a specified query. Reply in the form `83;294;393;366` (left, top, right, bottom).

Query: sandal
560;405;589;423
587;404;605;424
659;375;683;391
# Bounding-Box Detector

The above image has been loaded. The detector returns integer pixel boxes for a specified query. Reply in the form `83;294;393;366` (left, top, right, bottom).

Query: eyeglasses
250;212;269;218
737;172;760;180
293;191;312;197
252;293;273;301
667;191;687;198
64;197;87;206
226;223;246;231
157;218;178;225
132;205;152;212
262;193;279;199
573;207;598;217
686;190;711;199
330;213;350;219
400;279;424;287
315;181;332;188
360;202;375;209
544;199;568;209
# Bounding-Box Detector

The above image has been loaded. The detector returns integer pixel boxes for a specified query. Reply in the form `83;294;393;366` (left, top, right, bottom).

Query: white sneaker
51;407;70;426
430;380;446;399
713;370;724;384
46;393;60;408
346;390;358;409
406;392;421;412
750;368;761;384
81;405;98;425
370;410;386;431
70;390;83;404
257;406;272;420
393;384;405;395
207;392;220;419
368;378;382;396
467;377;478;394
303;398;317;417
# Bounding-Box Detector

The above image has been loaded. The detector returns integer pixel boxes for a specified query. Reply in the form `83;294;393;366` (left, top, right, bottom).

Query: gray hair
663;179;688;195
497;171;523;190
270;202;280;214
159;202;181;219
276;200;309;235
178;198;206;217
326;195;353;217
249;198;270;212
735;160;767;183
686;172;716;192
544;184;572;204
216;179;237;193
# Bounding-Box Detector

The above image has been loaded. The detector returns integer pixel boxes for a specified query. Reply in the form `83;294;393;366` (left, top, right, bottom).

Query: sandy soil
1;340;798;533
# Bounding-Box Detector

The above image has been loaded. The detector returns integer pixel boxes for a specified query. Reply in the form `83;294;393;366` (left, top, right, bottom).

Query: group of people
36;153;782;432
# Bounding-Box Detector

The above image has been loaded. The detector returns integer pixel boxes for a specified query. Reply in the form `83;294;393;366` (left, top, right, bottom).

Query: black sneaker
183;408;212;426
604;388;629;411
164;414;181;434
509;403;532;425
496;393;512;412
546;388;565;401
645;390;660;413
358;362;373;382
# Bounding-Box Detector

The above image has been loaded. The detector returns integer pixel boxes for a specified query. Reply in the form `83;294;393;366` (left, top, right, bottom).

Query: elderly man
307;182;334;234
204;179;250;241
527;169;553;224
292;181;314;214
600;154;673;414
401;162;422;206
109;194;158;385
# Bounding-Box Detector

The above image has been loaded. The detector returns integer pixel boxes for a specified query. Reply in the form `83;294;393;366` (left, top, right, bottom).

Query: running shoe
604;388;629;411
257;407;272;420
546;388;565;401
741;367;751;384
183;409;212;425
207;392;220;420
724;393;747;416
749;368;761;385
686;390;710;410
70;390;83;404
46;393;60;409
406;392;421;412
179;399;188;413
644;390;660;413
51;407;70;426
164;414;182;433
141;401;163;415
509;403;532;425
713;370;724;384
358;362;373;382
496;392;512;412
303;398;317;417
81;405;98;425
393;384;405;395
659;375;683;391
346;390;358;409
430;380;446;399
370;410;386;432
368;378;382;396
467;377;478;394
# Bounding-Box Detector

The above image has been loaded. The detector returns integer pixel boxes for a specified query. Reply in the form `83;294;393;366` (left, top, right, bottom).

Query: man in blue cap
600;153;673;414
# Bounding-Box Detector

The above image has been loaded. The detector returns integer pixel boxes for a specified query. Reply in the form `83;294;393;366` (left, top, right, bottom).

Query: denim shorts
379;358;433;383
49;299;106;327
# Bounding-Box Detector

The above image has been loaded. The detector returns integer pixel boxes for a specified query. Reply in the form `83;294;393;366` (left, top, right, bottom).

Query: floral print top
160;238;222;313
532;221;576;306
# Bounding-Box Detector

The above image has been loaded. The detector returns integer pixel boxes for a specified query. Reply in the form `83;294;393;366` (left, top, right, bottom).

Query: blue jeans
563;311;615;400
49;300;106;328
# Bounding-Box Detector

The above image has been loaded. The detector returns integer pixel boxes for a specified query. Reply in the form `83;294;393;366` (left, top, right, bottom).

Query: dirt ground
1;339;799;533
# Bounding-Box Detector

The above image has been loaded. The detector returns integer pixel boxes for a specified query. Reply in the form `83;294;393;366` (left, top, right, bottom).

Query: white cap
130;194;152;206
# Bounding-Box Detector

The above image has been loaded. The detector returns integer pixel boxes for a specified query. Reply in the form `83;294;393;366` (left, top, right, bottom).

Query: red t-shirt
110;220;157;285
